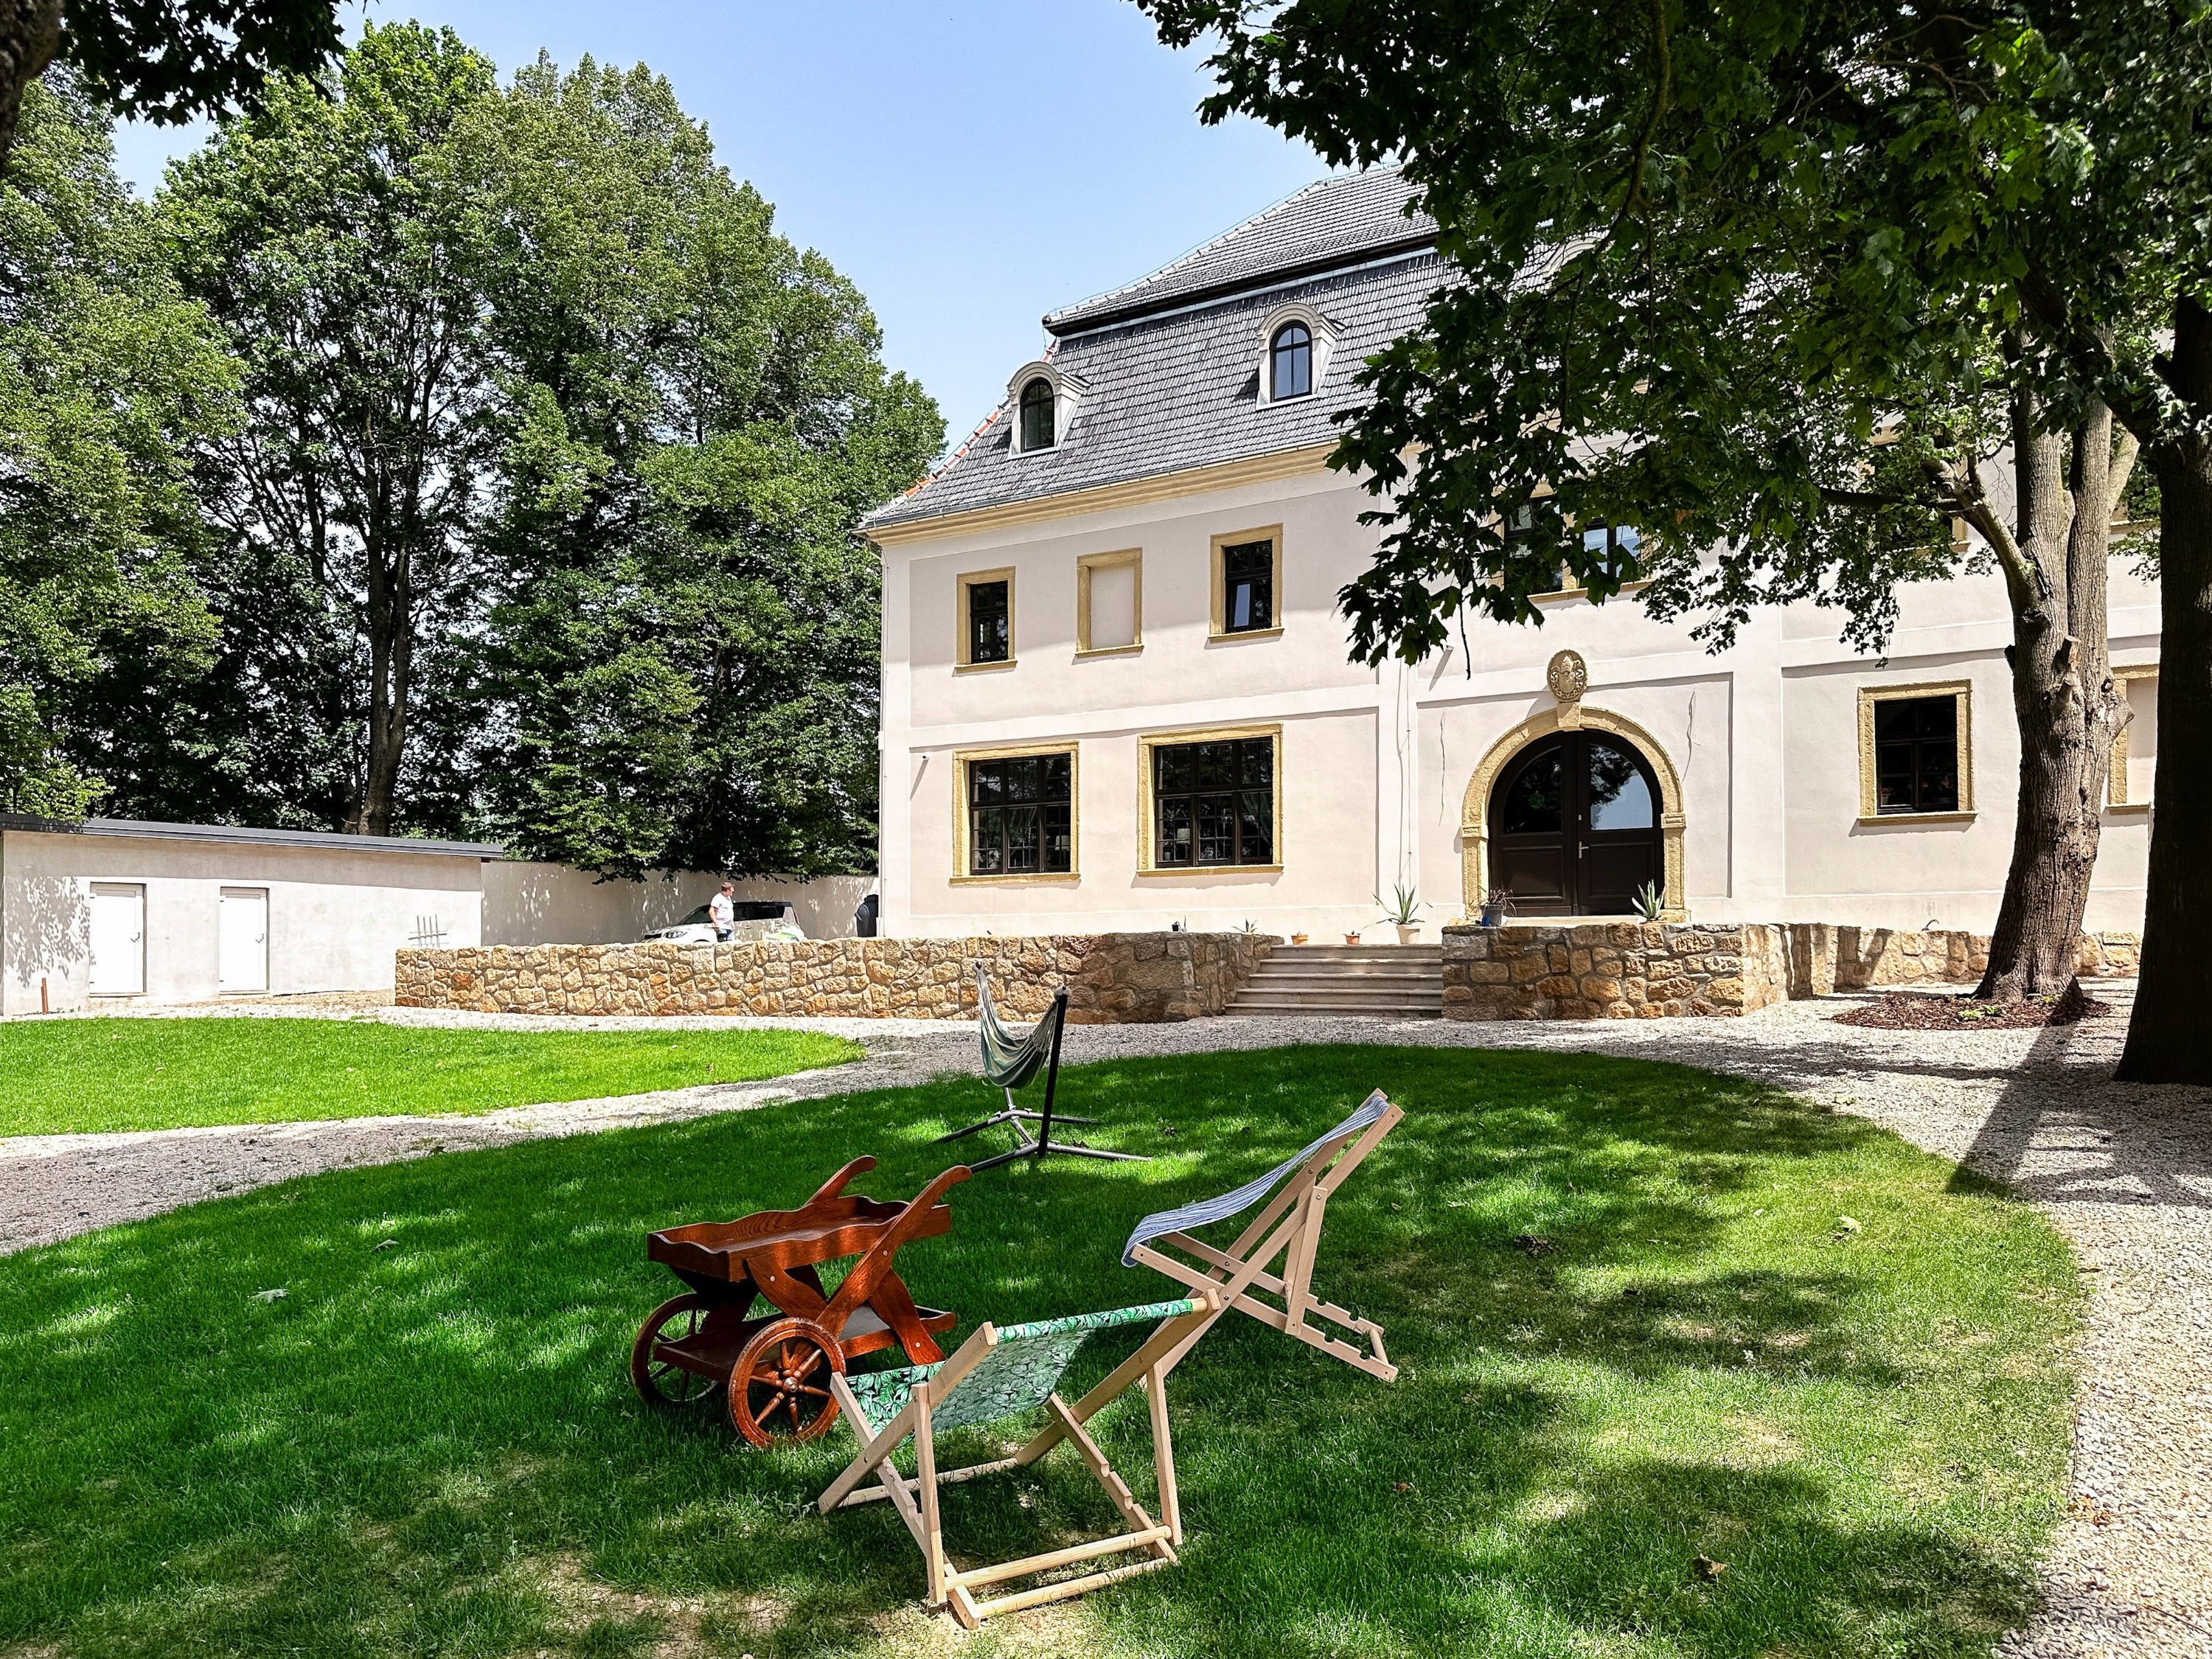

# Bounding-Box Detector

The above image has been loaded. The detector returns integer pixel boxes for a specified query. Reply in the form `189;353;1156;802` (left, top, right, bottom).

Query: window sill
2106;799;2153;814
954;659;1017;674
1855;810;1975;826
950;871;1081;886
1135;863;1284;877
1074;643;1143;659
1534;579;1652;602
1206;626;1284;644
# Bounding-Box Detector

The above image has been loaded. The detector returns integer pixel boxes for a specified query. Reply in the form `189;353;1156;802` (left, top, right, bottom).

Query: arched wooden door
1487;731;1664;916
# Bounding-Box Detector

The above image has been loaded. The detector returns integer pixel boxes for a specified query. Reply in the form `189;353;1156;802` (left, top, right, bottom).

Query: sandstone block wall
394;932;1273;1023
1441;922;1789;1020
1779;924;2140;995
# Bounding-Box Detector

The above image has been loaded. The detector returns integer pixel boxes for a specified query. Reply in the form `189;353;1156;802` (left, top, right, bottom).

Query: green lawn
0;1046;2079;1658
0;1017;862;1135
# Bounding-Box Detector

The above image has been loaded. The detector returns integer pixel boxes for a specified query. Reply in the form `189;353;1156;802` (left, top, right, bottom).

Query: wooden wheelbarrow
630;1158;967;1446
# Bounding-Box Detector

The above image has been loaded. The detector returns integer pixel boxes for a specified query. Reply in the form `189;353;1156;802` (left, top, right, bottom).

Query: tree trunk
0;0;61;175
2117;302;2212;1081
1976;400;2125;1000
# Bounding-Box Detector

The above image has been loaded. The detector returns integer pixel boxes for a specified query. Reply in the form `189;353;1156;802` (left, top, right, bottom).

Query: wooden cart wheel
731;1316;846;1447
630;1293;720;1408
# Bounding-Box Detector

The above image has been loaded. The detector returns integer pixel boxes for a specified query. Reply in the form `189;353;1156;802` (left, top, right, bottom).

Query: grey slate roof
1044;168;1435;335
865;169;1443;535
0;815;504;858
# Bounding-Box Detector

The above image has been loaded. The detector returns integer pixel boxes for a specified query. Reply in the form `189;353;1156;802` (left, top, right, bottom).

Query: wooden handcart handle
806;1155;878;1206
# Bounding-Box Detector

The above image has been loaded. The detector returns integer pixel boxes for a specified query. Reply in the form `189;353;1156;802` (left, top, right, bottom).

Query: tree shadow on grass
0;1043;2073;1659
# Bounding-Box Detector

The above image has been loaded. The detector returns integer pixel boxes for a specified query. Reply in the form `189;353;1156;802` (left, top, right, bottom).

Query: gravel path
3;990;2203;1655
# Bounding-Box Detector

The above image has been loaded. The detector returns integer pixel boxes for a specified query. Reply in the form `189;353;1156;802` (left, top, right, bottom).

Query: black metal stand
933;990;1147;1169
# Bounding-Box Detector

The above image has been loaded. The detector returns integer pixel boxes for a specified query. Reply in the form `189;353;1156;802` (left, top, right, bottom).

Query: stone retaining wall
1442;922;1789;1020
1778;923;2139;995
394;932;1273;1023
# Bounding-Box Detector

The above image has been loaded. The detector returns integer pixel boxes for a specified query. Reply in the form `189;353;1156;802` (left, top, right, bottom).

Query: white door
218;887;269;994
88;883;146;996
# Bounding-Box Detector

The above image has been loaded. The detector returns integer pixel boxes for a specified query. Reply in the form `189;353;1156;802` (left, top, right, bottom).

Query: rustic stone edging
394;933;1274;1023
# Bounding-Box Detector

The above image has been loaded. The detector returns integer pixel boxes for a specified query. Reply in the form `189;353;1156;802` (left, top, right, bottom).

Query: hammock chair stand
934;967;1144;1171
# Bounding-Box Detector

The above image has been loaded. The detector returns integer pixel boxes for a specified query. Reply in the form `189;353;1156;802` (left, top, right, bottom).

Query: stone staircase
1225;943;1444;1019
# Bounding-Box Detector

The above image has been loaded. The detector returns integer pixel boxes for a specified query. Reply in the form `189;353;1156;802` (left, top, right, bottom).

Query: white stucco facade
874;461;2159;943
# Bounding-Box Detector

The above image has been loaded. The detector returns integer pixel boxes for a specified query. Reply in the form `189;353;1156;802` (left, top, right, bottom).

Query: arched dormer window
1018;377;1056;451
1270;321;1312;400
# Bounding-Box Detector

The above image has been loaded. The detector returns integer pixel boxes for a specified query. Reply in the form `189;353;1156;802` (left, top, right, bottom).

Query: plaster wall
478;866;877;945
0;830;484;1015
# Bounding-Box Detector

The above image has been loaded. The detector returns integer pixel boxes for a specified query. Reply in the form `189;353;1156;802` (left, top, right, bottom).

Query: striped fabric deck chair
1121;1088;1403;1381
818;1293;1220;1627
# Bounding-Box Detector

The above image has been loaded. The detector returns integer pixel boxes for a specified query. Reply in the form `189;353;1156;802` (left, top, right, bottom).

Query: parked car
642;900;805;945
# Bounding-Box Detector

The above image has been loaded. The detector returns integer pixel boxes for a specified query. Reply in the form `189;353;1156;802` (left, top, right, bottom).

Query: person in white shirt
709;882;736;942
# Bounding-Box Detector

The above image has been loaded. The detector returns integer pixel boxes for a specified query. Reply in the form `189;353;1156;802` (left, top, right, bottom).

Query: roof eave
1041;229;1439;337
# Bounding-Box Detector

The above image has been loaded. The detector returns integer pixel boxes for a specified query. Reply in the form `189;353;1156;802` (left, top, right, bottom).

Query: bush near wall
394;933;1273;1023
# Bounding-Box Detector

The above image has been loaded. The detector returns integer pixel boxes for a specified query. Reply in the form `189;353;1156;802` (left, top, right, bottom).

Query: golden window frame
1075;548;1143;657
1208;526;1284;641
1134;722;1284;876
1856;680;1974;822
2110;664;2158;810
955;567;1016;672
949;741;1080;884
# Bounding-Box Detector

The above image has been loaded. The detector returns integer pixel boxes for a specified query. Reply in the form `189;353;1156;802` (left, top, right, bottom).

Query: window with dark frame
1220;538;1275;633
965;578;1009;665
1018;377;1055;451
1578;521;1641;586
1152;736;1274;868
1504;503;1565;592
1270;321;1312;400
967;752;1072;875
1872;695;1961;814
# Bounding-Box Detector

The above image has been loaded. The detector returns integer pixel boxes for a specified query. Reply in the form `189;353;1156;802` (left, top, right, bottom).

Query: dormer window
1253;303;1333;406
1270;322;1312;400
1018;376;1056;451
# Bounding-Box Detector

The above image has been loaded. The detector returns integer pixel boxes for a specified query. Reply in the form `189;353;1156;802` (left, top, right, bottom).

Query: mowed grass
0;1046;2079;1658
0;1016;862;1135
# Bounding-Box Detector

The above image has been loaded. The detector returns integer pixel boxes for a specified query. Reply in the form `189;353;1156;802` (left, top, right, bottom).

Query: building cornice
866;442;1343;549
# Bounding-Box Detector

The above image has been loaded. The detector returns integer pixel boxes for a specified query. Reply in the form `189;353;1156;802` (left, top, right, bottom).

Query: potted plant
1632;880;1665;922
1374;882;1424;945
1343;930;1363;946
1479;886;1514;929
1290;931;1309;945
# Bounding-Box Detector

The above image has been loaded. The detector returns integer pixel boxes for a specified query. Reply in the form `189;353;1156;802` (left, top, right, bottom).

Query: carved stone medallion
1546;649;1588;708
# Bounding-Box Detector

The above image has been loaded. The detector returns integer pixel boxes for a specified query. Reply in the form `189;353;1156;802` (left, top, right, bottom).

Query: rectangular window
964;751;1072;875
1857;682;1973;818
957;568;1014;668
1150;735;1275;868
2112;667;2157;807
1505;502;1564;592
1077;549;1141;654
1210;527;1282;638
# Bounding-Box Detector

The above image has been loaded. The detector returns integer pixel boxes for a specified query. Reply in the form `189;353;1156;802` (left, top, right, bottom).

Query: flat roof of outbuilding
0;815;504;860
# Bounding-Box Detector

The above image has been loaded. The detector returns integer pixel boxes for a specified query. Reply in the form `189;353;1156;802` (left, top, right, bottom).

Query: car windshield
673;906;712;926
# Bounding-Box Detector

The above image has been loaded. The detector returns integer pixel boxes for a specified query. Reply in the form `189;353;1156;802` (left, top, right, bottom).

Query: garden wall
1441;922;1789;1020
1777;923;2138;995
394;932;1272;1023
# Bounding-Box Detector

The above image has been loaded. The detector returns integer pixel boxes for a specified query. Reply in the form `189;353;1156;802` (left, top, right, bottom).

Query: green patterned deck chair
934;964;1144;1170
818;1292;1220;1628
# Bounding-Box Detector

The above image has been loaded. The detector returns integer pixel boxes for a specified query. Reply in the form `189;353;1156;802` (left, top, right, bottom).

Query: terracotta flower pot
1343;931;1363;946
1290;933;1309;945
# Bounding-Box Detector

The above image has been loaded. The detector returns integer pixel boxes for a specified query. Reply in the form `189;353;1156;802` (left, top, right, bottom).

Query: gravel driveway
3;990;2203;1656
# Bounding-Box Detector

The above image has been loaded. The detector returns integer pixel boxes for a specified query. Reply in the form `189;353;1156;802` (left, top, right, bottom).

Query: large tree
1141;0;2200;1052
0;70;232;815
0;0;339;172
459;55;941;877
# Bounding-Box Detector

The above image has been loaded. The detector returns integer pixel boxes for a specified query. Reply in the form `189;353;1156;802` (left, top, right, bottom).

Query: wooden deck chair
1121;1088;1403;1382
818;1293;1219;1628
934;964;1144;1170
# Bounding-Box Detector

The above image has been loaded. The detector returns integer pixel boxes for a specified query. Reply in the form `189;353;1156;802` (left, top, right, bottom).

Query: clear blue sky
108;0;1326;449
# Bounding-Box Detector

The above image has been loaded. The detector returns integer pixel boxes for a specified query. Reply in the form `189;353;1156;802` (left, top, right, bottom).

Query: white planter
1394;924;1419;946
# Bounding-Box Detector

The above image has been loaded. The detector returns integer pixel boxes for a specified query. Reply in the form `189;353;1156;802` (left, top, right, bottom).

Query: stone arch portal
1460;705;1687;920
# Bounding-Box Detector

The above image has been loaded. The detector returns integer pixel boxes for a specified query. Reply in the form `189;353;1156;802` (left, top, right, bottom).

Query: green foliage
463;55;941;876
1136;1;2198;667
0;72;232;816
149;30;940;862
58;0;341;131
0;1046;2076;1655
0;1015;858;1135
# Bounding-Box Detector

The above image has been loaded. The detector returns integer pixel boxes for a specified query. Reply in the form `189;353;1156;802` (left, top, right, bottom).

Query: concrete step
1245;968;1439;987
1268;945;1441;959
1221;1009;1442;1022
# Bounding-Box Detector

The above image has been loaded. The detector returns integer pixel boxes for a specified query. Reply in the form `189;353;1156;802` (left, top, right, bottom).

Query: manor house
863;170;2158;943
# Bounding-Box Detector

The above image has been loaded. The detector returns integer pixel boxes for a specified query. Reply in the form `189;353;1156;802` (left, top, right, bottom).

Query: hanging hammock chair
933;965;1144;1170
